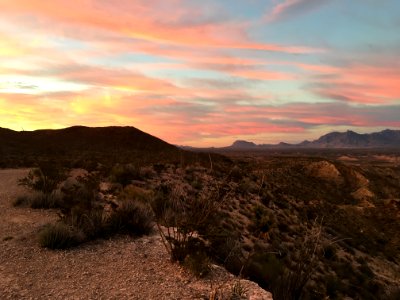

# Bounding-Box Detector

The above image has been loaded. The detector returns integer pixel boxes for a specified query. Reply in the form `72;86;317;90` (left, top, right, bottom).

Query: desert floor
0;169;271;300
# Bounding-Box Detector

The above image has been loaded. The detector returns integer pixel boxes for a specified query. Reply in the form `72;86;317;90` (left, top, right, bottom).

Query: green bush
39;223;84;249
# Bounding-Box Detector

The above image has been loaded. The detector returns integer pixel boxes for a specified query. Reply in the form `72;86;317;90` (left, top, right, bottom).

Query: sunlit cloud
0;0;399;146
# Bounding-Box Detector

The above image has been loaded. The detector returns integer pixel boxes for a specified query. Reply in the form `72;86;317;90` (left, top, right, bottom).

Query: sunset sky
1;0;399;146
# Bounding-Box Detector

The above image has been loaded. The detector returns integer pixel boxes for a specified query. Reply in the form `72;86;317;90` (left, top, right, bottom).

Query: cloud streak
266;0;332;22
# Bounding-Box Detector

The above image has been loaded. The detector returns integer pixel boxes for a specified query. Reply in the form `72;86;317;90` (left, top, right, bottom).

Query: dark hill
0;126;227;168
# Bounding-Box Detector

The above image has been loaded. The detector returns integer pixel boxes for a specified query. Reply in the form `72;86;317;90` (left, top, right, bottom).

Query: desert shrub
110;164;141;187
323;244;337;260
229;165;244;181
118;185;153;204
382;287;400;300
29;191;64;209
357;261;374;279
231;280;249;300
13;195;31;207
107;199;153;236
208;228;244;274
245;252;283;288
60;172;101;214
14;191;63;209
39;222;84;249
139;166;156;178
325;275;342;299
184;250;211;278
153;163;165;173
19;161;67;195
152;178;230;262
250;205;275;235
62;207;106;239
247;221;325;300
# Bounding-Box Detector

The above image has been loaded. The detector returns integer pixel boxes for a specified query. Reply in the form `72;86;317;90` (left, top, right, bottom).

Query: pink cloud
0;0;322;54
309;64;400;104
266;0;331;22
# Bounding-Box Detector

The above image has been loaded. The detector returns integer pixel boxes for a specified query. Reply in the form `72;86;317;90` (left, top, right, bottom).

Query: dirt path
0;169;272;300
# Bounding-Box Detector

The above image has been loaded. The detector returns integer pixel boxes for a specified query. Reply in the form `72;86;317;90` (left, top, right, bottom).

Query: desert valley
0;126;399;299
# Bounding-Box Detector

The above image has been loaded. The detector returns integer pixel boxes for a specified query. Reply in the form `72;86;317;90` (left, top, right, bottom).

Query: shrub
13;195;31;207
325;275;342;299
230;280;248;300
152;179;227;262
118;185;153;204
382;287;400;300
14;192;63;209
29;191;63;209
107;200;153;236
38;223;84;249
250;205;275;235
184;251;211;278
110;164;141;187
323;244;337;260
245;252;283;288
19;162;67;195
60;172;101;214
62;207;106;239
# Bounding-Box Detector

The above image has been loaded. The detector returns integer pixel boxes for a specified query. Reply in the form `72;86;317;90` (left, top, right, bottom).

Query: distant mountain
230;140;257;149
226;129;400;150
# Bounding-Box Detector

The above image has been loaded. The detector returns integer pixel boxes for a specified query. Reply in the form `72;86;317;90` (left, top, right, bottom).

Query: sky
0;0;399;147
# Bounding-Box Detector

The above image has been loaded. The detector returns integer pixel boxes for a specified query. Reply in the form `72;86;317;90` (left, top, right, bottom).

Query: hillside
0;126;226;168
0;125;175;155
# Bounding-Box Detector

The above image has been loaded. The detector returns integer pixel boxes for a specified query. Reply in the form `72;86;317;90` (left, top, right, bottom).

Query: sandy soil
0;169;272;300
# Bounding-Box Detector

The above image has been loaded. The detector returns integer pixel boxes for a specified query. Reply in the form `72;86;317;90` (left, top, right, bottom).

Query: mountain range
228;129;400;149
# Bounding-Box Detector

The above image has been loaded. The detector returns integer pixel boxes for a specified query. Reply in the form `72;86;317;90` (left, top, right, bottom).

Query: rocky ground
0;169;272;300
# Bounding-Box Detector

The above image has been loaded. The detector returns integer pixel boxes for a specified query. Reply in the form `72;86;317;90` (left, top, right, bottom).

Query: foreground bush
183;251;211;278
19;162;67;195
107;200;154;236
39;223;84;249
13;192;63;209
